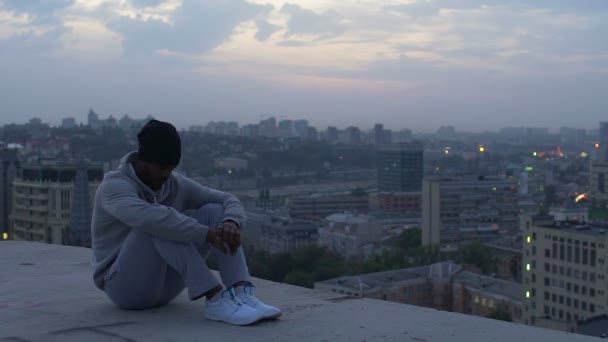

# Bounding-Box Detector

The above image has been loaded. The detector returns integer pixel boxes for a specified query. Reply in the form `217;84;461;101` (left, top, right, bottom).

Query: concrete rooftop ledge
0;241;598;341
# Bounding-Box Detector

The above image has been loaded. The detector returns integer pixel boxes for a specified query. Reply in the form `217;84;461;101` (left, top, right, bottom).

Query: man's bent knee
193;203;224;227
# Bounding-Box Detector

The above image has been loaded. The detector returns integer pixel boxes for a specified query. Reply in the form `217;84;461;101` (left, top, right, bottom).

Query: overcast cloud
0;0;606;132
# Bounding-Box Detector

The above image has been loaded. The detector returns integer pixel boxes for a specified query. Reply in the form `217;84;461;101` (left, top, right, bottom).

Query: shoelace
238;286;261;308
242;284;256;296
222;289;244;311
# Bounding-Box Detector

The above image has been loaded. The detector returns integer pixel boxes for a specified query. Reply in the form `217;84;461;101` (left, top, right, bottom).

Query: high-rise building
422;175;519;246
66;161;93;247
278;119;294;138
392;129;413;143
522;214;608;332
87;108;102;129
374;123;392;145
589;163;608;202
377;143;424;192
590;123;608;202
306;127;318;141
345;126;362;145
259;117;277;137
9;161;103;244
598;122;608;162
240;124;259;137
437;126;456;139
61;117;77;129
326;126;339;143
0;146;19;240
294;120;309;140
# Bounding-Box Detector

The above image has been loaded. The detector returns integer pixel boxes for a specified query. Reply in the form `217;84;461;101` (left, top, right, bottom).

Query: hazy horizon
0;0;607;132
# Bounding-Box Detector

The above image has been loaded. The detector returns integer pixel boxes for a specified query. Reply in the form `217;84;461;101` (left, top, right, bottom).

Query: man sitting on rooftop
91;119;281;326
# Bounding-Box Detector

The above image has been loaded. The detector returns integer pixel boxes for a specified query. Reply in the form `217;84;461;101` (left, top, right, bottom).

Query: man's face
141;161;176;190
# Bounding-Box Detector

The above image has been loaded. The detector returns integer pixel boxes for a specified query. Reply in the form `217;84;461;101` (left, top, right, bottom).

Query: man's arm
100;177;209;243
181;176;247;229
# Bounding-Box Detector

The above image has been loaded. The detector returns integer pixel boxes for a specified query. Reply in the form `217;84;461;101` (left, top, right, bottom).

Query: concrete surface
0;241;598;341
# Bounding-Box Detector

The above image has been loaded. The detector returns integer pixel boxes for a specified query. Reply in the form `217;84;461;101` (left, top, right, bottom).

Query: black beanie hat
137;119;181;166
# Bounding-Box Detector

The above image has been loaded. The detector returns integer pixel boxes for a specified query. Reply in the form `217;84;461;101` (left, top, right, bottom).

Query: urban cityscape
2;109;608;337
1;0;607;340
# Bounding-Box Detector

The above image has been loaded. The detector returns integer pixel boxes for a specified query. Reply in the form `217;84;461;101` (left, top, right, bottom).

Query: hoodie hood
117;151;173;204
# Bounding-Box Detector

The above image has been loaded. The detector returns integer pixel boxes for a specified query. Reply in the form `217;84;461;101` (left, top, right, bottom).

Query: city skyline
2;111;607;135
0;1;607;131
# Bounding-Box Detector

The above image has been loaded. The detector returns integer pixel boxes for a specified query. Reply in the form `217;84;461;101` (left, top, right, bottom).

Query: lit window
526;263;531;271
474;296;480;304
526;291;531;298
527;236;532;244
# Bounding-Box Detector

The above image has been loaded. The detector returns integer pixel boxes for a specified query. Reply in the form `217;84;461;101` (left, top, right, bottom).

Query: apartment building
9;161;103;245
372;191;421;218
522;215;608;332
315;262;523;323
288;194;369;220
318;213;381;258
258;215;318;254
377;143;423;192
422;175;519;246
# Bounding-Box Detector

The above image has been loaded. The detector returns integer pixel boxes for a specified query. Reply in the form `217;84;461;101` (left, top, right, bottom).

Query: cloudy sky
0;0;607;132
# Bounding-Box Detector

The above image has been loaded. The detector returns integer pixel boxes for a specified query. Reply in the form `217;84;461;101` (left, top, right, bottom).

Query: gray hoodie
91;152;246;289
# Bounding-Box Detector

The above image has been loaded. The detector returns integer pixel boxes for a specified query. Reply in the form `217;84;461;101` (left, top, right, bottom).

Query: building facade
0;146;20;240
288;194;369;220
315;262;523;323
422;175;519;246
372;191;421;218
9;161;103;245
589;162;608;202
522;214;608;332
377;143;424;192
258;215;319;254
318;213;381;258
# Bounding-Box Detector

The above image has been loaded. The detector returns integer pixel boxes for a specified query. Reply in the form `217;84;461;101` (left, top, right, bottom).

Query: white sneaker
236;285;282;320
205;288;263;325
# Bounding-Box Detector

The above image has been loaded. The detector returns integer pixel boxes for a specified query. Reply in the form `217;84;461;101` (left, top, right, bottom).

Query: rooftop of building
293;193;368;200
454;271;523;303
0;241;594;341
377;142;424;151
325;212;375;225
577;314;608;338
315;262;463;294
425;174;516;183
376;191;422;198
536;221;608;237
486;235;524;254
20;159;105;168
316;263;523;303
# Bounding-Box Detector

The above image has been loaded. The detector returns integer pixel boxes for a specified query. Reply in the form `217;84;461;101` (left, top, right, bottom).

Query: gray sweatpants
103;203;251;310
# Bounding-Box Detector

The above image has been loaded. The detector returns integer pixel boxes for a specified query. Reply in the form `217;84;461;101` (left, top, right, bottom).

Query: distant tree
457;241;498;274
351;187;368;197
283;270;315;288
394;228;422;249
487;310;512;322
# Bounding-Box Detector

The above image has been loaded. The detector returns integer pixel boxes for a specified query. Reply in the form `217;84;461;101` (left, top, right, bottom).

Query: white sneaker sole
205;313;263;326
